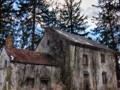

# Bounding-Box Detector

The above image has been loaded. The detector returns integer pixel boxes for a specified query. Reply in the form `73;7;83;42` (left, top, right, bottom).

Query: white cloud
48;0;99;30
81;0;98;9
80;0;99;30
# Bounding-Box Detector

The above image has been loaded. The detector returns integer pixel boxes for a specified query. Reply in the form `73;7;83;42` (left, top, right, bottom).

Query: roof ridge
45;27;114;52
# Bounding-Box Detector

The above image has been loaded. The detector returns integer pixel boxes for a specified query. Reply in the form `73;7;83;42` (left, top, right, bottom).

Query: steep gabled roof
45;27;113;51
4;46;56;66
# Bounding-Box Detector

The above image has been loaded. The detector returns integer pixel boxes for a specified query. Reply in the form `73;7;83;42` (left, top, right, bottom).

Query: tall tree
93;0;120;51
0;0;15;49
15;0;58;50
31;0;36;50
13;0;33;48
93;0;120;81
59;0;88;35
99;0;120;11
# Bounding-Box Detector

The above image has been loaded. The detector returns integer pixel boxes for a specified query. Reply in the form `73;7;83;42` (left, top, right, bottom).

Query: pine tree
93;0;120;82
0;0;15;49
13;0;33;48
93;0;120;51
15;0;58;50
59;0;88;35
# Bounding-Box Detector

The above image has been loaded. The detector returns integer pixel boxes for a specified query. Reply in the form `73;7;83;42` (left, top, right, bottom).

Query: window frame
47;40;50;45
83;54;88;66
101;53;105;63
4;60;7;68
40;75;50;85
26;77;35;88
102;72;107;84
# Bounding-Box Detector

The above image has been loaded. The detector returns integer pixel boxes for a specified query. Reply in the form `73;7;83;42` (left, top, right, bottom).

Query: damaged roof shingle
5;47;56;66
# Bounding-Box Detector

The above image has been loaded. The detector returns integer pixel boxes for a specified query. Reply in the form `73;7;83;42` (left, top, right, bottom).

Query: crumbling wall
36;29;117;90
3;63;61;90
0;47;62;90
0;47;12;90
69;44;117;90
95;51;117;90
36;29;72;90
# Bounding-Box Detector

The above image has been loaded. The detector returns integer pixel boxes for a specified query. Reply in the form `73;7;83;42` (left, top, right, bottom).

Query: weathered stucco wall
0;47;12;90
0;63;61;90
69;44;117;90
36;29;67;60
0;29;117;90
36;29;117;90
11;63;61;90
0;47;62;90
36;29;72;89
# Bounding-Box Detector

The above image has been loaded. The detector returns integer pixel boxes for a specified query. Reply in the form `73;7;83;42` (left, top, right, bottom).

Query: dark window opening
83;54;88;66
83;71;90;90
84;71;89;77
4;60;7;68
102;72;107;84
47;40;50;45
101;54;105;63
26;78;34;88
41;79;49;85
40;76;50;85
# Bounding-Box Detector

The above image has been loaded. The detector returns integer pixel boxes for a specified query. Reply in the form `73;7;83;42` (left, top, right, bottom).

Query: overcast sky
80;0;98;31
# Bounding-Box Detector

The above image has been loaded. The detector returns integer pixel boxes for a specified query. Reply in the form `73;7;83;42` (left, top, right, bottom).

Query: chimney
5;35;13;47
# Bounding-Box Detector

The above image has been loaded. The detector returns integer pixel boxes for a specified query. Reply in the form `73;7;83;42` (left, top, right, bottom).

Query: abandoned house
36;27;117;90
0;27;118;90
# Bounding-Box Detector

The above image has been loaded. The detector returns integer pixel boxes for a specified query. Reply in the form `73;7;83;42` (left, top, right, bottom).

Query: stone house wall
0;28;117;90
36;29;72;90
69;44;117;90
0;48;62;90
10;63;61;90
36;29;117;90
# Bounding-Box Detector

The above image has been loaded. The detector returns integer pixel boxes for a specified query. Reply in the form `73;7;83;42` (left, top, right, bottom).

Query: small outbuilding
0;46;61;90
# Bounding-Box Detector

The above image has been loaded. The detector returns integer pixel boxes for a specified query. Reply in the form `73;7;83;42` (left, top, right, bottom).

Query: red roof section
4;47;56;66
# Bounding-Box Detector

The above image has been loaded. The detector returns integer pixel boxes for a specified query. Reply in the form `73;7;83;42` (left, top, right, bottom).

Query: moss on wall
2;65;12;90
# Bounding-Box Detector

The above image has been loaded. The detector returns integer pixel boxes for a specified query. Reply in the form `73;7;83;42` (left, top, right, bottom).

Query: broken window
101;54;105;63
26;78;34;88
102;72;107;84
83;54;88;66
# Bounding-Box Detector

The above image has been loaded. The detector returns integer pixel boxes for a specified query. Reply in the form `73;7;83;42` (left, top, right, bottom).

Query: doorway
83;72;90;90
